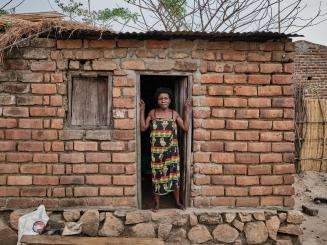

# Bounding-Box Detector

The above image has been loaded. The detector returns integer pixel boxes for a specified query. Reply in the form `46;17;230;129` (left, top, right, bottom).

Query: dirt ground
294;171;327;245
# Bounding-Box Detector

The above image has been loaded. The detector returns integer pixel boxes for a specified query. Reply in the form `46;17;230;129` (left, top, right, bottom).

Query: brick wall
0;37;295;209
294;40;327;97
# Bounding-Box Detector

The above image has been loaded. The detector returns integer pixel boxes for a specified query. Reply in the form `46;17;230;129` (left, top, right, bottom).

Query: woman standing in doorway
140;87;191;211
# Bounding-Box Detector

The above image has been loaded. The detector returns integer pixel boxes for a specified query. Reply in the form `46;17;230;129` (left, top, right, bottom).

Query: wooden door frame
136;72;193;209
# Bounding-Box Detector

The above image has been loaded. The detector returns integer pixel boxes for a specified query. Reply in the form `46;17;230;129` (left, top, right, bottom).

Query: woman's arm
175;99;192;133
140;100;153;132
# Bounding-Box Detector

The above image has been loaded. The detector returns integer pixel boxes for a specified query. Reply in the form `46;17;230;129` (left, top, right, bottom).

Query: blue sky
5;0;327;45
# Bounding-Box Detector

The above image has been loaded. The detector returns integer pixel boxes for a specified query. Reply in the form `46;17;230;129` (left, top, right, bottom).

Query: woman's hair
154;87;175;109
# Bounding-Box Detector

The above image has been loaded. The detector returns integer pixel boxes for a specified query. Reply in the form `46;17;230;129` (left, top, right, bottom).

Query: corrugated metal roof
44;29;301;42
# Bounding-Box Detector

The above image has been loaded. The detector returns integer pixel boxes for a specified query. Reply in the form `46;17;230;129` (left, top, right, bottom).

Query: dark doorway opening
140;75;188;210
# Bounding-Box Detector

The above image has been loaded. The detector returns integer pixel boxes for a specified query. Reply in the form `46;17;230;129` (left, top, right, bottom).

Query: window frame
67;72;112;129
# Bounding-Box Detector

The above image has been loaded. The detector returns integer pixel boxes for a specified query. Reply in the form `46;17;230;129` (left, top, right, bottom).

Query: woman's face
157;93;171;109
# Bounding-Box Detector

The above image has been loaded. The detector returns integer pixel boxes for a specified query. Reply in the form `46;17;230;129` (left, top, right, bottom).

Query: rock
114;210;127;218
167;228;188;244
253;212;265;221
151;210;178;223
48;213;65;230
126;210;151;225
276;239;293;245
266;215;280;240
302;205;318;216
131;223;155;238
99;212;106;222
9;209;30;230
98;212;124;237
62;222;82;236
63;209;80;222
189;213;198;226
232;219;244;231
158;223;172;240
212;224;239;243
278;212;287;222
0;219;17;245
79;209;99;237
238;212;252;222
287;211;303;224
278;224;303;236
223;213;236;223
187;225;212;244
172;214;188;226
198;213;222;225
244;221;268;244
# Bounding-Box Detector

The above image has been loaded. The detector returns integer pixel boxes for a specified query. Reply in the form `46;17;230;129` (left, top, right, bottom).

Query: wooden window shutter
71;76;109;127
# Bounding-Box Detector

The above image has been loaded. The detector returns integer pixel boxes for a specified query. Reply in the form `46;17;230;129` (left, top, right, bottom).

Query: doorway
138;74;191;209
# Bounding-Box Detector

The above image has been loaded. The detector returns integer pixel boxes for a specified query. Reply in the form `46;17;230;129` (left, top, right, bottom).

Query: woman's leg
173;187;184;209
153;194;160;211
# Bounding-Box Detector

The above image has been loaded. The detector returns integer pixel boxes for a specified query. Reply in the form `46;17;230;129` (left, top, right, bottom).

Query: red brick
284;197;295;207
282;85;294;96
60;153;84;163
249;186;272;196
226;120;248;129
248;98;271;107
193;152;210;163
225;142;247;152
0;164;18;173
113;175;136;185
260;109;283;119
18;141;43;152
0;187;19;196
273;185;294;196
236;197;259;207
0;118;17;128
234;86;257;96
112;152;135;163
260;64;283;73
114;119;135;129
260;42;284;51
208;86;233;95
74;187;98;197
113;98;135;108
51;119;63;129
52;187;65;197
33;153;58;163
0;141;16;151
236;153;259;164
3;107;29;117
272;98;294;108
273;121;294;130
224;164;247;175
99;164;124;174
211;175;235;185
224;74;247;84
211;130;234;140
52;141;64;151
234;64;259;73
125;164;136;174
100;187;124;196
200;74;223;84
249;120;272;129
5;129;31;140
202;186;224;196
73;164;98;174
236;109;259;119
85;153;111;163
7;176;32;185
60;176;84;185
19;119;43;129
248;75;271;85
86;175;111;185
31;84;57;94
74;141;98;151
248;142;271;152
7;153;32;162
283;63;294;73
223;51;246;61
272;142;294;152
193;108;211;119
260;153;283;163
57;39;82;48
247;52;271;62
224;98;247;107
258;86;282;96
194;129;210;140
194;175;210;185
236;131;259;141
30;107;57;117
248;165;271;175
272;75;293;84
260;132;283;142
201;142;223;152
202;119;225;129
211;197;235;206
273;164;295;174
236;176;259;186
192;85;207;95
194;97;223;107
261;176;283;185
285;109;295;120
20;187;47;197
261;196;283;206
31;61;56;71
226;187;248;196
284;175;295;184
211;152;235;163
52;164;65;174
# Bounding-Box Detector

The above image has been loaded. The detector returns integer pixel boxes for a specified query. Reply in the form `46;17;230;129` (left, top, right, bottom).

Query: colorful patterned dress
150;109;180;195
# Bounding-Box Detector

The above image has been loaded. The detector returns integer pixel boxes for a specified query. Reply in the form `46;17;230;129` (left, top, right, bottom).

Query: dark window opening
140;75;188;209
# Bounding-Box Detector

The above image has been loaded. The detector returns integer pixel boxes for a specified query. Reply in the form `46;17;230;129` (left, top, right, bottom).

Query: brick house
0;27;297;210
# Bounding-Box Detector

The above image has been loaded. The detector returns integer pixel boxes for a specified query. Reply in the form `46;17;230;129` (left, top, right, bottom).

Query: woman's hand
140;99;145;112
184;99;192;113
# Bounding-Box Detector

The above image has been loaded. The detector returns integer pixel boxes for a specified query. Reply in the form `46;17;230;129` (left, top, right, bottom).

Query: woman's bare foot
176;202;185;210
151;202;159;212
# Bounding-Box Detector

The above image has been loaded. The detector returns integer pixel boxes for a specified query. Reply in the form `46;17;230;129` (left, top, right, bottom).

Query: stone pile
7;208;303;244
